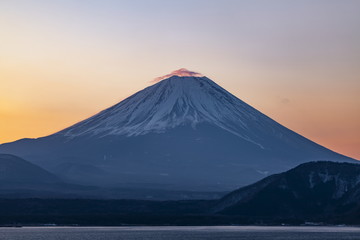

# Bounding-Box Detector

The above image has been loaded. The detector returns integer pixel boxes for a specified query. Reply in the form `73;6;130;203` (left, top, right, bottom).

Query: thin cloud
151;68;204;83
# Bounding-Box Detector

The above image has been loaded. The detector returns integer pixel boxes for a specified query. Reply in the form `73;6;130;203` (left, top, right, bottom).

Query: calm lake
0;226;359;240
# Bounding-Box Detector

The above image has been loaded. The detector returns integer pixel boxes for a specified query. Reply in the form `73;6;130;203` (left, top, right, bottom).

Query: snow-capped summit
57;72;268;149
0;69;356;193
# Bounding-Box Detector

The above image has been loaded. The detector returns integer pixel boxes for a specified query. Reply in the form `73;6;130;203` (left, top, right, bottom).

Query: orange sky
0;1;359;159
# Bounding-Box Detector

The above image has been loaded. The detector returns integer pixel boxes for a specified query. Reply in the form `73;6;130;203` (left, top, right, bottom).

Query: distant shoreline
1;225;360;230
1;224;360;229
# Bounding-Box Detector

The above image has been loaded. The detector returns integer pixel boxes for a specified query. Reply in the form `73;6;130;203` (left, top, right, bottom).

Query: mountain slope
0;69;356;192
0;154;59;185
213;161;360;220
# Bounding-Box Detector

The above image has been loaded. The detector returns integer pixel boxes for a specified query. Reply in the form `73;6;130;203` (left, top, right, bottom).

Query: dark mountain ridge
0;154;223;200
0;154;60;185
213;161;360;222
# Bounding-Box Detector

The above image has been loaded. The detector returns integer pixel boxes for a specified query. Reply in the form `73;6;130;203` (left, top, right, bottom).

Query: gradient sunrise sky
1;0;359;159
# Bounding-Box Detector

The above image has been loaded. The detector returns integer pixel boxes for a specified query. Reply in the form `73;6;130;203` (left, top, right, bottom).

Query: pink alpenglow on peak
152;68;204;83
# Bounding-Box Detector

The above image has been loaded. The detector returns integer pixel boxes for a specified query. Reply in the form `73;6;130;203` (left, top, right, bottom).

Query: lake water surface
0;226;359;240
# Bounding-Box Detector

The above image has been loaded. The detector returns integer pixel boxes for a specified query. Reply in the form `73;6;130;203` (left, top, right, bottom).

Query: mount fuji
0;69;356;192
